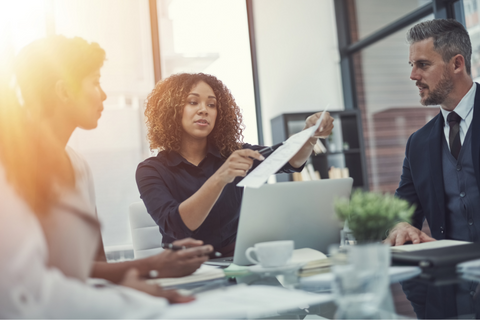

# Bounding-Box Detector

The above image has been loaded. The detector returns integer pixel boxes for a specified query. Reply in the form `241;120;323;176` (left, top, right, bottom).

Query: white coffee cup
245;240;294;267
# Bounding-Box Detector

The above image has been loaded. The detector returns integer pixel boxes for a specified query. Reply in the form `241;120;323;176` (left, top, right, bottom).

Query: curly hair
145;73;244;158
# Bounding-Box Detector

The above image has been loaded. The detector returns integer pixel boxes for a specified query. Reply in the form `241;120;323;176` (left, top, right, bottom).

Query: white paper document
160;284;333;319
237;109;327;188
458;258;480;275
299;266;422;291
390;239;471;253
290;248;328;264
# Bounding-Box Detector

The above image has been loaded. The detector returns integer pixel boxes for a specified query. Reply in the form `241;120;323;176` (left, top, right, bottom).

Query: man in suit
384;19;480;318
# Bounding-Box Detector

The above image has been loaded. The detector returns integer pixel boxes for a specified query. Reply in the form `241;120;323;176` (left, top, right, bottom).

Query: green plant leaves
334;189;415;243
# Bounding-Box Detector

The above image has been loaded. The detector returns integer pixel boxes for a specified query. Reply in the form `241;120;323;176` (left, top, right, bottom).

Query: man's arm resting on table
384;222;435;246
386;135;435;246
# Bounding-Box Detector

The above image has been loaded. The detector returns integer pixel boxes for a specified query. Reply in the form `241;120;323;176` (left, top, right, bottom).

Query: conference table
155;260;480;319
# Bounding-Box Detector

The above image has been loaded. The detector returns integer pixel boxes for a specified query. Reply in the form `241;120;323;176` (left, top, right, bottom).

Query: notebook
392;242;480;268
390;239;471;253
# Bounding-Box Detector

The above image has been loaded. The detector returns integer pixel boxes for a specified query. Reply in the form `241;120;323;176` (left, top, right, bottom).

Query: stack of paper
289;248;331;276
458;258;480;275
160;284;333;319
458;258;480;282
290;248;327;264
299;266;422;292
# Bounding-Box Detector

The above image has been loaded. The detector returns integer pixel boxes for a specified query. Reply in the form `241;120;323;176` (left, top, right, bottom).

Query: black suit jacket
395;83;480;319
396;83;480;238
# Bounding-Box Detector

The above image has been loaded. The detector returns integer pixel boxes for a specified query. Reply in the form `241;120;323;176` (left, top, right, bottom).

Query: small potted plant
334;189;415;243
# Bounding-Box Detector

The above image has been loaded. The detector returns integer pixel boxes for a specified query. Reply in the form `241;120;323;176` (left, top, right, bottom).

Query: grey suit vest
442;124;480;241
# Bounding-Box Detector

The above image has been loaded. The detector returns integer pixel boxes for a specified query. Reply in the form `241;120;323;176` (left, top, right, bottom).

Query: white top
440;83;476;150
39;147;100;281
0;161;168;318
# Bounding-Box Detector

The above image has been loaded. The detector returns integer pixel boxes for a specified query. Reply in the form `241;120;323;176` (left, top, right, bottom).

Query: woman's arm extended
91;238;212;283
178;149;264;231
289;111;334;168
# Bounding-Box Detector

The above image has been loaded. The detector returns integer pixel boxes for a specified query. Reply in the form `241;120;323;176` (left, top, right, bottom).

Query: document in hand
237;108;328;188
391;241;480;268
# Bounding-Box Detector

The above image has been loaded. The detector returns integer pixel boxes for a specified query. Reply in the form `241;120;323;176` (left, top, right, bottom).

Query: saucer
249;262;305;274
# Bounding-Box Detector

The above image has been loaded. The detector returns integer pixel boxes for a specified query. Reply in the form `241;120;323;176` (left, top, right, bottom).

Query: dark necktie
447;111;462;159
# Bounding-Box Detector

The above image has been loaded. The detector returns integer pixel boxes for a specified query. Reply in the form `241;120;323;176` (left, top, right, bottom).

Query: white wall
58;0;155;247
252;0;344;146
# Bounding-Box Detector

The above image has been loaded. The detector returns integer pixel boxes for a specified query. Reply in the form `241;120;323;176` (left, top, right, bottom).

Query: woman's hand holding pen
146;238;213;278
178;151;263;231
214;149;264;184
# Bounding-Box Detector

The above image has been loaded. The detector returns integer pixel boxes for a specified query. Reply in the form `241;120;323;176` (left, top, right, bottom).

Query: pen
256;142;284;158
161;243;186;250
161;242;222;258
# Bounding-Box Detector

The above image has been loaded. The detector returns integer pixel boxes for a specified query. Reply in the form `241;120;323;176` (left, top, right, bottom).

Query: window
351;16;435;193
465;0;480;80
353;0;431;40
55;0;155;254
1;0;155;255
156;0;258;144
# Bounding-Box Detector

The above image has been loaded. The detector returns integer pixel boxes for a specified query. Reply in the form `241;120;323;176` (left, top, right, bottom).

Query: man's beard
419;69;454;106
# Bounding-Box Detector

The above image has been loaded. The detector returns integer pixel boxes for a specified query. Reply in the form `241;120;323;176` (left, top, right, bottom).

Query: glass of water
330;243;391;319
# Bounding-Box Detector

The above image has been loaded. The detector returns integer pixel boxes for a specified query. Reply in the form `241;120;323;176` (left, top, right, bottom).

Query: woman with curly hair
136;73;333;256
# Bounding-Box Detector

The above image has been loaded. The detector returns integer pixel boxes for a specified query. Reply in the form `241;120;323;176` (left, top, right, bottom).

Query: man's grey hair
407;19;472;75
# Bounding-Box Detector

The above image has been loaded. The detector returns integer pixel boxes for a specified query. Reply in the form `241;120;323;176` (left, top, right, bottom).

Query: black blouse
135;143;304;251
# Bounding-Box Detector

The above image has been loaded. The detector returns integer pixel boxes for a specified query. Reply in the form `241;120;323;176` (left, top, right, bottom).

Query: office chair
128;201;163;259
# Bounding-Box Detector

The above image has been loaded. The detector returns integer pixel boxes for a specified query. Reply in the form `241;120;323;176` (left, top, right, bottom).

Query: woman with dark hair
136;73;334;256
0;36;210;318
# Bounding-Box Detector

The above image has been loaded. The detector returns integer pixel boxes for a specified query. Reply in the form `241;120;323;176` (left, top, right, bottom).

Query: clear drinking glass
330;243;391;319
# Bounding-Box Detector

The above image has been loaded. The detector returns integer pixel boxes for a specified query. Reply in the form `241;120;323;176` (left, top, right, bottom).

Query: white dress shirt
0;162;168;318
440;83;476;150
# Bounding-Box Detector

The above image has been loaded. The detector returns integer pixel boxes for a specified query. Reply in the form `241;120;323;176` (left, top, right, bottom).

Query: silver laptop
228;178;353;266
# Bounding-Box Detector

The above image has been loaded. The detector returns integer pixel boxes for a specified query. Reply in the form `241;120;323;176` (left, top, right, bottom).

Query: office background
1;0;478;264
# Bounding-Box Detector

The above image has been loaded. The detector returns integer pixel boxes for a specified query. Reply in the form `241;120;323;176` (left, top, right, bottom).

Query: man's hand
384;222;436;246
147;242;213;278
120;268;194;303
